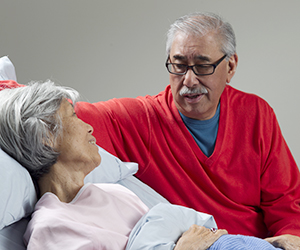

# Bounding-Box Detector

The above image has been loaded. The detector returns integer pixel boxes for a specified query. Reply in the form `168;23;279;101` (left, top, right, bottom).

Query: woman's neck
38;163;86;203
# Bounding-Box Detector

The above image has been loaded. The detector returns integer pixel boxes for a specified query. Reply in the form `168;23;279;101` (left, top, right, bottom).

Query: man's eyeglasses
165;54;227;76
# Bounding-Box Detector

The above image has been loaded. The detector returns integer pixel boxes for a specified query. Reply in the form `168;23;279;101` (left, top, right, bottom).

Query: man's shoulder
224;85;272;109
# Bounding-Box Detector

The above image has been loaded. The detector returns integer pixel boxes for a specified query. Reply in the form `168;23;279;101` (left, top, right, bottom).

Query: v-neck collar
171;86;229;167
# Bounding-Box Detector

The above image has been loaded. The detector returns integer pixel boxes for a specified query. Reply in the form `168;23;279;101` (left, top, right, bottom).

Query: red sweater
80;85;300;238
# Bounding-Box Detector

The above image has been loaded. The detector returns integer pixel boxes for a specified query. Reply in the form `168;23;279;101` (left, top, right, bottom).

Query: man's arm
259;107;300;237
265;234;300;250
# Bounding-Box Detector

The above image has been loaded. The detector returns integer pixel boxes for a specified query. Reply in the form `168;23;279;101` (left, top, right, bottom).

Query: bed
0;56;169;249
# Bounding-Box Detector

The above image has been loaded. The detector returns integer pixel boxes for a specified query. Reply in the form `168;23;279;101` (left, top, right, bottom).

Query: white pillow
0;56;17;81
85;146;138;183
0;146;137;230
0;149;37;230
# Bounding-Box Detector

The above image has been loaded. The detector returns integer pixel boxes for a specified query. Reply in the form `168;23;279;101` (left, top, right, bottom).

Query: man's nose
183;68;199;87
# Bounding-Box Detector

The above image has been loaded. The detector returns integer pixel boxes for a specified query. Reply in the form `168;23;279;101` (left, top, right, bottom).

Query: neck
38;162;86;203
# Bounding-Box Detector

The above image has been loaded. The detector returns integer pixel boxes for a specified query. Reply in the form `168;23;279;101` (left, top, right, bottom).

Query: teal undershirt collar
179;103;220;157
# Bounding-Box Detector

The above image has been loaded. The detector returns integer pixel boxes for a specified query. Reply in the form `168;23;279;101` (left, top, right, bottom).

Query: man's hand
265;234;300;250
174;225;228;250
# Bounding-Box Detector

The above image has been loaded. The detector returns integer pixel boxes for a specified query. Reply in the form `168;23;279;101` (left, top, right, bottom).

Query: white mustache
179;86;208;96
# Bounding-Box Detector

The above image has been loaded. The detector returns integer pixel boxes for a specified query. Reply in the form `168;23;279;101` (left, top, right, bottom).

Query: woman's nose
87;123;94;134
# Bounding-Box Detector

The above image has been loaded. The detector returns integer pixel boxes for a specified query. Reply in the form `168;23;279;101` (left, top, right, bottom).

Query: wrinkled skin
174;225;228;250
265;234;300;250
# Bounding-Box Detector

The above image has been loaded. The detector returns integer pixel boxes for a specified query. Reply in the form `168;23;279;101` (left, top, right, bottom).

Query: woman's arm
174;225;227;250
125;203;223;250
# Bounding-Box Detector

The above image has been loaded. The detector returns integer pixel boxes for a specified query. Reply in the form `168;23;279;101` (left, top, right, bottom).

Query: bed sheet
0;218;29;250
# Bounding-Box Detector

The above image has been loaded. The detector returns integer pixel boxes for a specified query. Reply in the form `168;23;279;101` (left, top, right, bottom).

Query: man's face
168;32;237;120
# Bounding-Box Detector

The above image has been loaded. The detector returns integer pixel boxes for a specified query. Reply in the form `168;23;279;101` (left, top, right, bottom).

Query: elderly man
76;12;300;249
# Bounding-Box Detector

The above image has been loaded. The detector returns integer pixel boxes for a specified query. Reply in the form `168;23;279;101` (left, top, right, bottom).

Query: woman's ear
226;53;238;84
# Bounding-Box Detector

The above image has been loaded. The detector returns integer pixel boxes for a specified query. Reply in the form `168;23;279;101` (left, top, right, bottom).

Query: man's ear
226;53;238;83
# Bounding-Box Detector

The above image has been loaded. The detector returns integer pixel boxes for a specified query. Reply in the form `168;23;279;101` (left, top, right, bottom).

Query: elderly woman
0;81;280;250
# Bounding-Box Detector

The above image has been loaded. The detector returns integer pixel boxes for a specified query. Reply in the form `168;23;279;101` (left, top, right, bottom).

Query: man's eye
194;64;212;74
173;64;186;71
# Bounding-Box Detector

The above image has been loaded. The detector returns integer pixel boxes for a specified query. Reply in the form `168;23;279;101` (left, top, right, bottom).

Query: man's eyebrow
172;55;211;62
172;55;186;61
195;55;210;62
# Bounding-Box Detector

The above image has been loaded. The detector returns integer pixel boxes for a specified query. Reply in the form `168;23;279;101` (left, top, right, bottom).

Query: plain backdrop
2;0;300;166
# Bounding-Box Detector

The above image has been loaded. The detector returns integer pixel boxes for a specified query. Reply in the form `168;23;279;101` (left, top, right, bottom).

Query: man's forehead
170;33;220;62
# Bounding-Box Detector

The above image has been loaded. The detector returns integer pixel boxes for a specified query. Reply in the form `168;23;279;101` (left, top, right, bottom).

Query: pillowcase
0;56;24;91
0;146;138;230
0;56;17;81
85;146;138;184
0;149;37;230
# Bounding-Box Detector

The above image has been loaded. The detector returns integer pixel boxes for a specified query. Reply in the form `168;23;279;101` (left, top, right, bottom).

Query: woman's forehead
58;99;74;117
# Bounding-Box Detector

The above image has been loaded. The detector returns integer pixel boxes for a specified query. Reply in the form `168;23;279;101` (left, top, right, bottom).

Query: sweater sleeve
260;108;300;236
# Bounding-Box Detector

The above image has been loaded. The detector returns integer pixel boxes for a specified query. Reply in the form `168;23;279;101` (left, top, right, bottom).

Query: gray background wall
2;0;300;165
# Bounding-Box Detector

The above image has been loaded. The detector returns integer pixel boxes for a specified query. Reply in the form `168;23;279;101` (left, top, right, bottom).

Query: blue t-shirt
179;103;220;157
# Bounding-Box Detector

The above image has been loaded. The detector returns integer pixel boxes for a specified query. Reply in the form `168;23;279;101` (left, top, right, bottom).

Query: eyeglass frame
165;54;227;76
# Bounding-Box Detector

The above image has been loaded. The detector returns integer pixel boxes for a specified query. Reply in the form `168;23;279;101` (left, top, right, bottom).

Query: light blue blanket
126;203;280;250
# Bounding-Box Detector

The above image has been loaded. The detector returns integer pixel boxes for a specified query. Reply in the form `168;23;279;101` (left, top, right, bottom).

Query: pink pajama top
24;183;149;250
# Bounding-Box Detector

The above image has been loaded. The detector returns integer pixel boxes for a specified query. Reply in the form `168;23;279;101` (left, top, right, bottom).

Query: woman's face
55;99;101;175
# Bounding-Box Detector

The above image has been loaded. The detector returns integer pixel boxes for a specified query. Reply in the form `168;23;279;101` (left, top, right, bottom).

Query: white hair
0;80;79;180
166;12;236;59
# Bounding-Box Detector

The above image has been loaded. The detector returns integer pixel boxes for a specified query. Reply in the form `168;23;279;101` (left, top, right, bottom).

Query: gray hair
166;12;236;59
0;80;79;180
